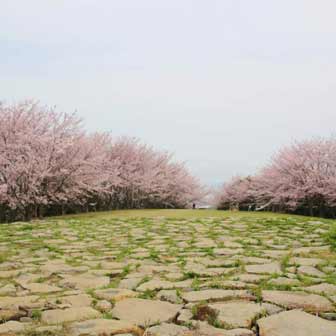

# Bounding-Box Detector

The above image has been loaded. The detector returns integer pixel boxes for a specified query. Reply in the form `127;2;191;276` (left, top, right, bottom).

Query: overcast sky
1;1;336;185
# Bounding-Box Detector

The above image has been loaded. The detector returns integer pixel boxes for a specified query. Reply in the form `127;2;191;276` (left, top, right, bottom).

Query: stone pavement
0;214;335;335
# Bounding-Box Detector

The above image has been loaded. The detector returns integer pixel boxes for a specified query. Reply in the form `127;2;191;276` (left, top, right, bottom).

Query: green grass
31;309;42;320
48;209;336;221
325;225;336;250
139;289;156;299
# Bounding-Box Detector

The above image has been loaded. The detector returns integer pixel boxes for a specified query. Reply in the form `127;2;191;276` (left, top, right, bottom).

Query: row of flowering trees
215;138;336;218
0;101;203;222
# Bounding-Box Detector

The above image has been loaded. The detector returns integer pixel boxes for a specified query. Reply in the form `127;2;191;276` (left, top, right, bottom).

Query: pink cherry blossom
216;137;336;217
0;101;203;221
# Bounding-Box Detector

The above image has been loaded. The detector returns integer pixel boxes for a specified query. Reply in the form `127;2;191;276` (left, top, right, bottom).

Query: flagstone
0;309;26;322
213;248;244;255
297;266;326;277
60;274;110;290
41;307;101;324
209;301;266;328
235;274;268;283
0;284;16;296
0;295;42;310
94;288;137;301
0;321;26;334
23;283;63;294
146;322;188;336
0;270;21;278
69;319;143;336
262;290;334;312
182;290;255;303
305;283;336;295
290;257;324;266
186;321;254;336
111;298;182;327
245;262;281;275
268;277;301;286
257;309;336;336
119;277;144;290
59;294;92;307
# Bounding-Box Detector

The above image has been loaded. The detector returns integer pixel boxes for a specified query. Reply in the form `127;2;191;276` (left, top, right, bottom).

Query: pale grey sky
1;1;336;185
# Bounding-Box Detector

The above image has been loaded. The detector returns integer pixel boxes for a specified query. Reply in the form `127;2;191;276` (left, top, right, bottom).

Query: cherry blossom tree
0;101;110;220
106;137;203;209
256;138;336;216
215;176;258;210
0;100;203;222
216;137;336;218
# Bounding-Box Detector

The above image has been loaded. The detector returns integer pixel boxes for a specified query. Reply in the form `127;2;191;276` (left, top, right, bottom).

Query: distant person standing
192;203;196;209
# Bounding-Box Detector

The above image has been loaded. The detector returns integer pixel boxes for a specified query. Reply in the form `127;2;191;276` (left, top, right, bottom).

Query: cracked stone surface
245;262;281;275
146;322;188;335
0;321;26;334
69;319;143;336
41;307;101;324
262;290;334;312
0;212;335;335
257;310;336;336
94;288;137;301
111;298;182;327
209;301;266;328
